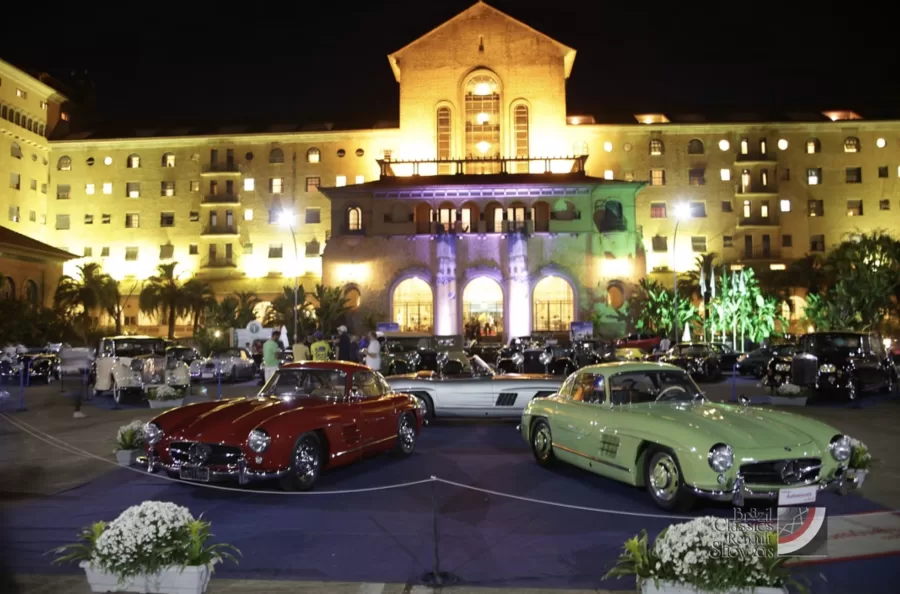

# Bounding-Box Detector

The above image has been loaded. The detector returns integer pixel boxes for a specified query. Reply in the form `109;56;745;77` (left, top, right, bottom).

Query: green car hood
630;402;821;450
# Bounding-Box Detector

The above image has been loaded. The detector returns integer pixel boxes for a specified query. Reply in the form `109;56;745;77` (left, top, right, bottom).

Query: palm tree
313;284;352;334
139;263;193;339
232;291;260;327
788;254;824;295
54;263;107;340
263;285;312;333
183;281;216;335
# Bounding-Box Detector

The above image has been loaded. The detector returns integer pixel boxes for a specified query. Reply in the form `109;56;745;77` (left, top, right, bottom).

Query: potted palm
51;501;240;594
606;516;804;594
770;382;808;406
114;420;146;467
146;385;185;409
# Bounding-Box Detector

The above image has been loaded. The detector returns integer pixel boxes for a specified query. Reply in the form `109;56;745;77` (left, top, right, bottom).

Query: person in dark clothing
337;325;351;361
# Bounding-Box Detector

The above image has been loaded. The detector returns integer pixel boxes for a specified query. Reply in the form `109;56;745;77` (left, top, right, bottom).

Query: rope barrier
3;412;897;521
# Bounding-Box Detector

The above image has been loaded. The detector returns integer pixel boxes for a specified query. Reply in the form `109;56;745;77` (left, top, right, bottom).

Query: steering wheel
656;385;689;402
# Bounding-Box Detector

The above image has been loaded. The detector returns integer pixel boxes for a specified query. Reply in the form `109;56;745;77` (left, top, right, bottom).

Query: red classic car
615;333;662;353
143;361;423;490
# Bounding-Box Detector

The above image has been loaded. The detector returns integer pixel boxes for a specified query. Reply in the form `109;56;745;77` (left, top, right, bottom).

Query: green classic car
520;362;855;511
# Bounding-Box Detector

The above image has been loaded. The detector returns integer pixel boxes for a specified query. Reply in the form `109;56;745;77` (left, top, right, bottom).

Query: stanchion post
18;360;27;412
217;362;223;401
421;476;456;586
732;362;737;402
59;363;65;392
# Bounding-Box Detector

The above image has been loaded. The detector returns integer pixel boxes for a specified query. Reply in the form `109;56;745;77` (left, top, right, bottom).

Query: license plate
201;372;214;378
179;466;210;482
778;485;817;505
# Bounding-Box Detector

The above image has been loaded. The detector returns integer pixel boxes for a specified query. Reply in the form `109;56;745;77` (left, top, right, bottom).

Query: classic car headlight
512;353;524;365
539;351;553;365
247;428;271;453
819;363;837;374
130;359;143;371
144;422;163;445
775;363;791;372
707;443;734;472
829;435;852;462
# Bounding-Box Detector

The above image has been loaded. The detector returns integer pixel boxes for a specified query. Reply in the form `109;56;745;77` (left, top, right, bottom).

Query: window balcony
201;225;240;236
734;152;777;164
739;248;781;261
201;163;242;176
201;194;240;206
377;155;589;178
735;184;777;195
737;215;780;228
200;257;237;268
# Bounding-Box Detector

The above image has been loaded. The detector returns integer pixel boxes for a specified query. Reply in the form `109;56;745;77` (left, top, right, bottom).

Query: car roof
282;360;370;373
104;335;159;340
576;361;685;374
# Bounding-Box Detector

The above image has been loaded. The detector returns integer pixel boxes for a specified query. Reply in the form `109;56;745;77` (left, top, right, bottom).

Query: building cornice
0;59;69;102
566;120;900;134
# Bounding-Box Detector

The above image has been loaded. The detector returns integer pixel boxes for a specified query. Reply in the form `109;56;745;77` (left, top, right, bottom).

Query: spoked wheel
394;412;417;456
280;433;322;491
530;419;555;467
644;448;694;512
412;393;434;422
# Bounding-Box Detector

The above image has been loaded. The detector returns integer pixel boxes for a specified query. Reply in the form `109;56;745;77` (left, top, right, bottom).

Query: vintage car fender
111;359;142;389
165;363;191;388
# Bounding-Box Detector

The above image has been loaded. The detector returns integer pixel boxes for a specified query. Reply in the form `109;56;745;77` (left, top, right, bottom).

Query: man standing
292;339;310;362
337;325;351;361
262;330;281;383
658;334;671;354
365;331;382;371
310;331;331;361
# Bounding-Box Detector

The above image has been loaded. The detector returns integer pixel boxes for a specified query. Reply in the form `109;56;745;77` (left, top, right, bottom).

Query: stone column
506;233;531;339
434;234;458;336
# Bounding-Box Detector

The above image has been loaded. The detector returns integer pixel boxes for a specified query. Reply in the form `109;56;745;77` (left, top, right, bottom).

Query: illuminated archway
392;278;433;332
532;276;574;332
462;277;504;339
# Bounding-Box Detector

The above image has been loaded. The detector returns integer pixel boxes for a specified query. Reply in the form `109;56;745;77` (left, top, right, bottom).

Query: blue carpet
1;423;893;591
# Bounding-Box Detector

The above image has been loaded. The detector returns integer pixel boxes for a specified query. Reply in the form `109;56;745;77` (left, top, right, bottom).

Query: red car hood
164;397;331;444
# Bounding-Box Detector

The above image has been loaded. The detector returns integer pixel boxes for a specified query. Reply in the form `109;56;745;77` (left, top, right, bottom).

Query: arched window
347;207;362;232
599;200;625;232
1;277;16;299
393;277;433;333
126;153;141;168
0;105;6;119
463;277;504;338
532;276;574;332
740;138;749;155
513;104;529;158
806;138;821;154
14;112;21;126
344;286;361;309
10;142;22;159
649;139;664;156
844;137;860;153
606;282;625;310
26;118;33;131
687;139;704;154
306;148;320;163
464;73;501;165
269;148;284;164
57;156;72;171
23;280;39;306
436;106;452;160
161;152;176;167
38;124;45;136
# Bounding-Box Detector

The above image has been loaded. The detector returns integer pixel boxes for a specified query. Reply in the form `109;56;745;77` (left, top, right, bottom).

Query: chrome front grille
168;441;243;466
740;458;821;486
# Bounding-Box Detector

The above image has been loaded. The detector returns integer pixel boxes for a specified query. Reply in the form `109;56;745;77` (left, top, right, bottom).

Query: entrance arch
392;277;433;332
462;277;504;340
532;276;575;333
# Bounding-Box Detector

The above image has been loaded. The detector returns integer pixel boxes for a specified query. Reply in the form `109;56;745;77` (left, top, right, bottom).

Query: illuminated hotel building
2;1;899;336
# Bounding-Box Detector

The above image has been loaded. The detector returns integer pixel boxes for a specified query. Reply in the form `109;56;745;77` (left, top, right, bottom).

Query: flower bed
114;421;146;466
147;385;185;409
606;516;802;594
52;501;239;594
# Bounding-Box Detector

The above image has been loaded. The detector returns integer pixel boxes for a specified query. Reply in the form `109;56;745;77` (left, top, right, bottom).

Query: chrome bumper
142;450;289;485
689;467;847;507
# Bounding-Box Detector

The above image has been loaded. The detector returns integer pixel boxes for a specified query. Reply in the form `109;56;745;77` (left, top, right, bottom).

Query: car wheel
410;393;434;421
393;412;417;457
112;377;122;404
279;433;322;491
753;364;764;378
644;448;694;512
530;419;555;467
227;365;237;382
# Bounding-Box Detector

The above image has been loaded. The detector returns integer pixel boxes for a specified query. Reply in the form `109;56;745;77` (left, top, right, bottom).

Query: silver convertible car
385;356;564;419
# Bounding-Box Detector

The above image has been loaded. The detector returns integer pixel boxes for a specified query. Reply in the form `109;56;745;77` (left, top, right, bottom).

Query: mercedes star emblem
780;460;800;484
188;443;211;465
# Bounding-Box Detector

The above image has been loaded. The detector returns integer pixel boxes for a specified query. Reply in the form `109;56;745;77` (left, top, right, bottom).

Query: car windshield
467;355;494;377
609;370;702;405
774;345;795;356
259;368;348;400
385;337;434;353
115;340;165;357
808;334;863;354
674;344;710;357
168;348;197;361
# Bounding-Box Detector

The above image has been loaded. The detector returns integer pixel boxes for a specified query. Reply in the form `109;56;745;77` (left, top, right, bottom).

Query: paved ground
1;374;898;593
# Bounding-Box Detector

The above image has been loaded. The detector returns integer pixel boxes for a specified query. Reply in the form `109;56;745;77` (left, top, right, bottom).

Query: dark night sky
3;0;898;127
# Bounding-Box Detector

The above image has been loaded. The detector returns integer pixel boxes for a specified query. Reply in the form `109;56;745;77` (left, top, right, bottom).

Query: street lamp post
672;203;691;343
279;210;300;345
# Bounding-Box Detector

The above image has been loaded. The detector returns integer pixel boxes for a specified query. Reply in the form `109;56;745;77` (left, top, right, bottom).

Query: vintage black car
708;342;743;372
380;333;468;376
497;337;590;376
658;343;722;380
737;344;795;377
0;350;60;384
765;332;895;401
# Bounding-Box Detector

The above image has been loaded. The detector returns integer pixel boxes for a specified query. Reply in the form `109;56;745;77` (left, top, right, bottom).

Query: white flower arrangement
51;501;240;585
849;437;872;470
148;385;182;401
607;516;803;592
775;382;802;396
115;420;146;451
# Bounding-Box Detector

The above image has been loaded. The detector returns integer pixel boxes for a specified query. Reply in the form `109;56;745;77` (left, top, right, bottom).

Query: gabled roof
387;1;576;83
0;225;78;261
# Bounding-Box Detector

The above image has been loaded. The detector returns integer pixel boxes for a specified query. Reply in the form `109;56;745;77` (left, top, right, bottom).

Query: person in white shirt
658;335;671;353
365;331;382;371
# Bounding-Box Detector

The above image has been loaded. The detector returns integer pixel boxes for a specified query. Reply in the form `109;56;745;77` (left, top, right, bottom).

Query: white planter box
80;561;211;594
768;396;808;406
148;398;184;409
641;580;786;594
115;449;141;467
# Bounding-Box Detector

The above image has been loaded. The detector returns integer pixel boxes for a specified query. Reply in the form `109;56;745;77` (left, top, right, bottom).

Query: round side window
245;152;254;160
86;157;95;166
355;149;364;157
337;149;346;158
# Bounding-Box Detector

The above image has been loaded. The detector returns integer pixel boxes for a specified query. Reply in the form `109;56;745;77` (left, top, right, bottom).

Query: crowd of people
260;327;386;381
